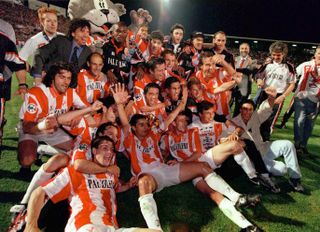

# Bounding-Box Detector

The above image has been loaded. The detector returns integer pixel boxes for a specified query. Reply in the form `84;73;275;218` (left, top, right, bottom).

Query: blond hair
37;6;58;22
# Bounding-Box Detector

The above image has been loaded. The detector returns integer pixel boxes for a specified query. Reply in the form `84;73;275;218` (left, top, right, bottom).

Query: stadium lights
312;46;317;49
292;44;297;47
234;40;239;43
253;40;258;43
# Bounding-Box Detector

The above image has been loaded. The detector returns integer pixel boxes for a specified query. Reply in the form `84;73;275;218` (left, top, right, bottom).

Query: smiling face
72;26;90;46
41;12;58;36
132;118;150;138
240;103;254;124
150;38;163;54
167;81;181;101
200;57;215;77
199;107;215;123
192;36;204;51
213;33;226;53
52;69;72;94
172;28;184;44
145;87;159;106
93;140;115;167
271;52;284;63
113;24;128;45
88;54;104;77
174;114;189;133
239;43;250;57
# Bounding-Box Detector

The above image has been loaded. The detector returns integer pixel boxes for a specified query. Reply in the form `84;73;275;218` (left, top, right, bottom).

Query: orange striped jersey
133;35;163;63
42;166;119;231
196;70;231;117
19;84;88;122
133;73;153;107
124;130;164;175
160;128;202;161
76;69;110;104
190;118;229;152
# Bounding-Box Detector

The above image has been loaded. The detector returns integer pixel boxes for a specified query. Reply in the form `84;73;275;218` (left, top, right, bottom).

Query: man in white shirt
232;87;304;192
19;6;63;73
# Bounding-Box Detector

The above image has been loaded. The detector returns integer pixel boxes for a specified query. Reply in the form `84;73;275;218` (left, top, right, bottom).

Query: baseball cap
191;31;204;40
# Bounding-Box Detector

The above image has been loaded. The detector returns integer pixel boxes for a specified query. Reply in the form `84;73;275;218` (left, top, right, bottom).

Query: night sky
42;0;320;43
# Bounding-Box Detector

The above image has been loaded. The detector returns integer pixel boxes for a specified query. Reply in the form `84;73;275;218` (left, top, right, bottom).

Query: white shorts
140;163;181;192
18;122;72;146
192;151;219;186
77;224;138;232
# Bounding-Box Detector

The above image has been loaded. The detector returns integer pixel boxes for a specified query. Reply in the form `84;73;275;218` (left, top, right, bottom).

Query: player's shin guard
138;193;162;231
204;172;241;203
234;151;257;179
20;165;54;204
218;198;252;228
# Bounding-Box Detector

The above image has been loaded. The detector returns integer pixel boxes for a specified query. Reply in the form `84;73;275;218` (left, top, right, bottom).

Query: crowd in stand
1;3;320;232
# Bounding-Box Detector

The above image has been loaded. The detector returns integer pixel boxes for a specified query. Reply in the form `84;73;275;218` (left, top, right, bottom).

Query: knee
232;141;243;153
199;162;213;176
138;175;156;192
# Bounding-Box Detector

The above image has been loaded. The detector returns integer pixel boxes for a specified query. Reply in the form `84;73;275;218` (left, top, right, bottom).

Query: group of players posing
2;5;312;232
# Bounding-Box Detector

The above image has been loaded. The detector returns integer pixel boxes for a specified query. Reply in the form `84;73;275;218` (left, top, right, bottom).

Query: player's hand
106;70;117;85
227;132;239;141
128;176;138;188
265;86;277;98
274;94;286;104
167;160;178;166
110;83;130;105
257;79;264;88
14;84;28;99
212;54;224;65
90;100;103;112
46;115;59;130
95;73;104;82
106;165;120;177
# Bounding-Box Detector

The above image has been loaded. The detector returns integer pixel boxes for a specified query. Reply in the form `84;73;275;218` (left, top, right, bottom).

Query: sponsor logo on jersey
26;103;37;114
79;143;88;151
87;178;114;189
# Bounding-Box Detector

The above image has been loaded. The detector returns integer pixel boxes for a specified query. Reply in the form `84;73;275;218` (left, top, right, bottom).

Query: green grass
0;77;319;232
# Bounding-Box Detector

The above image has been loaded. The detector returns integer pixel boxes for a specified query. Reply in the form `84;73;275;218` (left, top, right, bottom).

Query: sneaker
240;225;264;232
10;204;26;214
235;194;261;209
258;174;281;193
249;177;260;186
289;178;304;193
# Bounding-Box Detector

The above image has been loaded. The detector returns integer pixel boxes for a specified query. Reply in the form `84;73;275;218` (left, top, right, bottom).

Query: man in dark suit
32;19;92;86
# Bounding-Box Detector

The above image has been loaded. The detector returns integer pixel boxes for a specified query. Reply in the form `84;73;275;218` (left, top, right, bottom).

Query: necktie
70;46;79;68
239;58;245;68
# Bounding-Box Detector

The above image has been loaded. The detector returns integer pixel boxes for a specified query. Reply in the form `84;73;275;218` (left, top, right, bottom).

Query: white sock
20;165;54;204
234;151;257;179
218;198;252;228
204;172;241;203
138;193;162;230
37;144;61;156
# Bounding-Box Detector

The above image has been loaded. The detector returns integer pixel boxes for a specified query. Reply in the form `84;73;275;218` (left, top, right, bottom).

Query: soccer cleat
258;174;281;193
235;194;261;209
10;204;26;214
240;225;264;232
289;178;304;193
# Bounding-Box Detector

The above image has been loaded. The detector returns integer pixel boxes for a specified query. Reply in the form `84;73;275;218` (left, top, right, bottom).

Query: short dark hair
144;82;161;95
161;49;175;58
170;23;185;33
150;30;164;43
68;18;91;39
91;135;115;151
148;57;165;71
129;114;147;126
43;62;76;88
96;122;118;137
164;76;180;89
199;50;214;66
197;100;215;114
176;109;193;125
240;99;256;110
